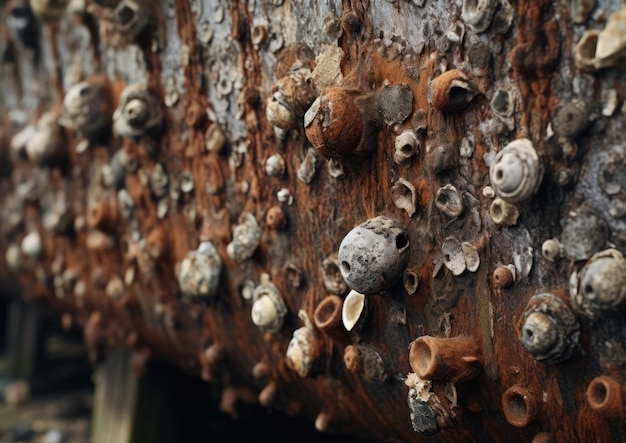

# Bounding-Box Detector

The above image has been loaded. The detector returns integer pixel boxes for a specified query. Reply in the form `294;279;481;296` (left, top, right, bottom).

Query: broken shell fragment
442;238;465;276
502;385;539;428
392;178;418;217
461;242;480;272
177;241;222;300
265;153;286;178
251;273;287;334
266;67;317;130
338;216;410;294
113;0;151;38
393;130;420;166
405;373;456;435
296;148;318;184
344;344;389;383
490;139;542;204
21;231;42;258
575;8;626;71
520;293;581;364
342;290;366;332
435;185;464;218
286;310;321;377
570;249;626;318
489;198;519;226
227;213;262;262
430;70;476;112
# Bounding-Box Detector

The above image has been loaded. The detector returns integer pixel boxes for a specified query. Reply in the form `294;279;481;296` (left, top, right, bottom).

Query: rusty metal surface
1;0;626;441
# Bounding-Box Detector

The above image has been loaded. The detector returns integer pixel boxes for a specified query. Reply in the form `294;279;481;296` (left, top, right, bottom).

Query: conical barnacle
489;139;542;204
520;293;581;364
251;273;287;334
286;310;321;377
570;249;626;318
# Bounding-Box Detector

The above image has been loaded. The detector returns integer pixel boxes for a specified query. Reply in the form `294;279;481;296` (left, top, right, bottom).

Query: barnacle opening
396;233;409;250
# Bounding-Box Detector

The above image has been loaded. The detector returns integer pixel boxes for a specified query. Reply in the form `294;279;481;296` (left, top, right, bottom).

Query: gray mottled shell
177;241;222;299
489;139;542;204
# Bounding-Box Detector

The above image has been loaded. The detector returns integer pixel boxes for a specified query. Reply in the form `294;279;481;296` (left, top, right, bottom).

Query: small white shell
21;231;43;258
489;198;519;226
297;148;318;184
436;185;464;218
251;296;278;329
462;242;480;272
490;139;542;204
265;153;286;178
442;238;465;276
342;290;366;332
542;238;564;263
177;241;222;299
5;244;21;272
393;130;419;165
461;0;497;33
251;273;287;333
392;178;418;217
286;310;317;377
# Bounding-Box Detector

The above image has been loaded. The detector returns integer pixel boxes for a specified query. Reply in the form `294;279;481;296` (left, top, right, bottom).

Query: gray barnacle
266;66;317;130
286;310;321;377
405;373;456;435
265;153;286;178
489;198;519;226
113;0;151;38
63;79;112;143
251;273;287;334
520;293;581;364
177;241;222;300
338;216;410;294
113;83;163;140
378;84;414;126
321;254;349;295
489;139;543;204
570;249;626;319
541;238;564;263
297;148;319;184
25;111;64;165
461;0;497;33
552;99;591;138
227;213;262;262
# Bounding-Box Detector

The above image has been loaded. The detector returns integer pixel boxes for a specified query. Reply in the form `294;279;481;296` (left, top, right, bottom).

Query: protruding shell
405;373;456;435
338;216;410;294
403;269;420;295
462;242;480;272
321;254;349;295
227;213;262;262
265;206;286;230
177;241;222;299
586;376;626;419
286;310;320;377
493;265;515;288
490;89;515;118
409;336;482;383
342;290;366;332
205;123;225;153
519;293;581;364
552;99;590;138
251;273;287;334
113;83;163;140
571;249;626;318
313;295;343;334
267;67;317;130
575;30;601;71
393;130;419;165
436;185;464;218
63;78;112;142
489;139;542;204
442;238;465;276
502;386;539;428
305;87;380;159
430;70;476;112
490;198;519;226
541;238;564;262
21;231;42;258
461;0;497;33
392;178;418;217
25;111;64;164
113;0;151;38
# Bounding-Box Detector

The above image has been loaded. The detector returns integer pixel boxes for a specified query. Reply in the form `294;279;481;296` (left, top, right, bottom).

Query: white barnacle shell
394;130;419;165
571;249;626;319
489;139;542;204
461;242;480;272
442;238;465;276
113;83;163;140
342;290;366;332
461;0;497;33
286;310;318;377
21;231;43;258
489;197;519;226
177;241;222;299
595;8;626;70
392;178;418;217
265;153;286;178
251;273;287;333
227;213;261;262
541;238;564;263
435;185;464;218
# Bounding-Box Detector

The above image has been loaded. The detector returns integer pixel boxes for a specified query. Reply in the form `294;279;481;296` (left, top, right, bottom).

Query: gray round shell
489;139;542;204
338;216;410;294
177;241;222;299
